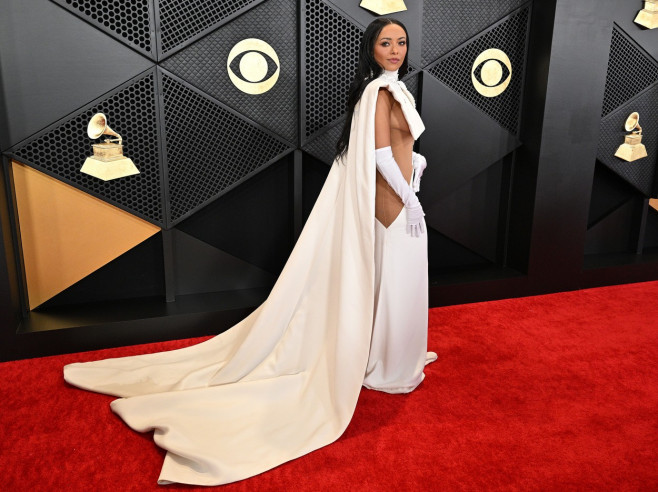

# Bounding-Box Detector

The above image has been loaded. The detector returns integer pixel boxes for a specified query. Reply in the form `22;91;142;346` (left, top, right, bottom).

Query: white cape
63;76;425;486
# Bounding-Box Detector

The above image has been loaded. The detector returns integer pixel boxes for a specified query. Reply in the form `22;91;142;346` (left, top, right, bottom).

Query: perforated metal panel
303;120;344;165
421;0;528;66
161;71;291;223
158;0;261;57
51;0;154;57
426;7;530;135
601;26;658;117
162;0;297;144
597;85;658;197
304;0;363;140
401;73;419;101
11;70;163;225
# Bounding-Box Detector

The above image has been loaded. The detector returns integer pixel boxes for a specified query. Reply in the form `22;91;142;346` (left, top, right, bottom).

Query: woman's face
373;23;407;72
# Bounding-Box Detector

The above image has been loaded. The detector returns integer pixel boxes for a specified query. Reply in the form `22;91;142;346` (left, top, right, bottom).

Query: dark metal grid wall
426;6;530;135
601;26;658;118
161;70;291;224
3;0;535;242
49;0;268;61
303;121;344;164
303;0;362;140
421;0;528;66
157;0;262;57
8;70;164;225
52;0;156;57
596;24;658;198
597;86;658;197
161;0;298;144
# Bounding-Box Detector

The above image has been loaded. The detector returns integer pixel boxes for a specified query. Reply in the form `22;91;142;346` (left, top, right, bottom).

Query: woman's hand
405;203;425;237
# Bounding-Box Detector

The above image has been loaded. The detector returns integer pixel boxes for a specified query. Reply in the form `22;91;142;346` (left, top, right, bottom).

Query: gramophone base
635;9;658;29
81;156;140;181
614;143;648;162
360;0;407;15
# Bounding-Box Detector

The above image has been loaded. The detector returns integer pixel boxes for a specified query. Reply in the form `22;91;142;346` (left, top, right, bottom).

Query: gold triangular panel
12;161;160;309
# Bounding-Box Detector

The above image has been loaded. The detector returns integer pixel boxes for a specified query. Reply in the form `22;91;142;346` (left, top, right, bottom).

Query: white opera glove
375;146;425;237
411;151;427;192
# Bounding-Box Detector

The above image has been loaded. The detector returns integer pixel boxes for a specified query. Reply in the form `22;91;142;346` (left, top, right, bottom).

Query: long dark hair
335;17;409;161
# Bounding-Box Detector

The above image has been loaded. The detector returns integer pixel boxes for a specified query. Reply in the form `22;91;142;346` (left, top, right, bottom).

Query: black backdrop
2;0;658;360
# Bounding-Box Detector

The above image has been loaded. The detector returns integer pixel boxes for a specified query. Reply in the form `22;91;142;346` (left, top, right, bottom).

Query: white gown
364;208;430;393
63;71;431;486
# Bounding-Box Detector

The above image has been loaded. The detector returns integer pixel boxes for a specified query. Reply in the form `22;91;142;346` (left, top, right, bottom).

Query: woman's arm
375;88;394;149
374;88;425;237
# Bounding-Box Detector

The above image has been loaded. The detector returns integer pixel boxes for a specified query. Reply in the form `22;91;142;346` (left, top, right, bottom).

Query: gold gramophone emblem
80;113;139;181
614;111;648;162
360;0;407;15
635;1;658;29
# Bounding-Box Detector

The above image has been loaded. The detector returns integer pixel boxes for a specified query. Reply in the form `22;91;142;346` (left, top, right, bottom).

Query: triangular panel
302;155;331;221
0;0;154;148
176;156;294;275
157;0;264;58
50;0;156;59
419;73;520;203
424;161;504;262
304;0;363;141
601;25;658;117
162;0;298;144
425;6;530;135
427;227;491;273
39;234;165;309
325;0;422;66
610;2;658;65
585;198;636;255
173;230;275;296
160;70;292;224
12;162;160;309
588;162;638;227
303;119;344;165
422;0;528;66
10;69;164;225
597;85;658;197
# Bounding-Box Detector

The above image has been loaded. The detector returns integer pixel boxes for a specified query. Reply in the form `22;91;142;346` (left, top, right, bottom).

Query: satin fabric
364;211;429;394
63;74;426;486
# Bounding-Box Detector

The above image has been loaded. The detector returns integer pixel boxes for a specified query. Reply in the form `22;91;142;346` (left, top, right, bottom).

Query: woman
343;17;437;393
63;17;434;486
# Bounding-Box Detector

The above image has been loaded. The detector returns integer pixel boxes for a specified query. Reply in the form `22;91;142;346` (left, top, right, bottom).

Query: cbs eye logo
471;49;512;97
227;39;280;95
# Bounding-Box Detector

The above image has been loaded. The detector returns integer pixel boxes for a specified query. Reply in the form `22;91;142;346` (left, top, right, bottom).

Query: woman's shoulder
362;77;396;104
376;86;394;108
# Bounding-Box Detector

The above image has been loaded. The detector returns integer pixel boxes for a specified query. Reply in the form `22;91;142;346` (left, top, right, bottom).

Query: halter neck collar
378;69;399;82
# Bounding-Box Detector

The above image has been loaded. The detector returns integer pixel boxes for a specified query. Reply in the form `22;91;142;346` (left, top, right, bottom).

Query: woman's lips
389;58;400;63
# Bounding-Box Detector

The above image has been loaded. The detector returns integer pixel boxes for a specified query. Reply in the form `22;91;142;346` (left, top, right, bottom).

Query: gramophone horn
624;112;640;132
87;112;122;144
87;113;108;139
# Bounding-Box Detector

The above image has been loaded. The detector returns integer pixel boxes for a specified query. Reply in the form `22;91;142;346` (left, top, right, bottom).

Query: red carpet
1;282;657;491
